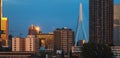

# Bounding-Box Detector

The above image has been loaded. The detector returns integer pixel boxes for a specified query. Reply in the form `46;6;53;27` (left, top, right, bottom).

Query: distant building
28;24;41;35
12;37;25;51
28;24;54;52
111;46;120;58
8;35;12;50
89;0;113;45
54;27;74;54
113;4;120;46
12;36;38;52
77;40;86;46
1;17;8;47
37;32;54;52
26;35;39;52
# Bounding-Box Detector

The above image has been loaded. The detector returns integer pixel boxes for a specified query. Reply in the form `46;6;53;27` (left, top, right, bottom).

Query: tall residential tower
89;0;113;45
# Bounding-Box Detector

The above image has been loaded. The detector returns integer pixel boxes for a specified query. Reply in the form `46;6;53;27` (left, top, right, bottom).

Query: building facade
12;37;25;51
89;0;113;45
1;17;8;47
0;0;2;47
26;35;39;52
0;0;9;47
12;37;38;52
37;33;54;52
113;4;120;46
54;27;74;54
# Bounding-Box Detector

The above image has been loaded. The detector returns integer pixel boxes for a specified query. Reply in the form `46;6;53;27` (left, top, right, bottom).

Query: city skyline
2;0;120;39
0;0;120;58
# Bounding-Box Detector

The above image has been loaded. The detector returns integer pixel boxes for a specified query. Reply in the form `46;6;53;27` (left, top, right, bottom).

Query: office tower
54;27;74;53
0;0;9;47
1;17;8;47
28;24;54;52
113;4;120;45
89;0;113;45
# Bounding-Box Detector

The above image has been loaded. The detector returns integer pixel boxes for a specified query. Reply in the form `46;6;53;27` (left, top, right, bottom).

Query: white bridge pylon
75;3;88;46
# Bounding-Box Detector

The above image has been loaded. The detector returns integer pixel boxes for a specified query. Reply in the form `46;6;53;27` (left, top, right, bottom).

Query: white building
12;36;38;52
12;37;25;51
25;37;37;51
111;46;120;58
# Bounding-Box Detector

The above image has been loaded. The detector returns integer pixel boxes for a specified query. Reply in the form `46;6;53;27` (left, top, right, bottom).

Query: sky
2;0;120;40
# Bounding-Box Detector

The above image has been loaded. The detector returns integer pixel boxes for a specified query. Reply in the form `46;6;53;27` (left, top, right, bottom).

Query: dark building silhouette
89;0;113;45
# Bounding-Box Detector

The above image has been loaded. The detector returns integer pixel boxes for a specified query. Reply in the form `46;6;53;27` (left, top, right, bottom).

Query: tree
82;43;113;58
0;45;2;51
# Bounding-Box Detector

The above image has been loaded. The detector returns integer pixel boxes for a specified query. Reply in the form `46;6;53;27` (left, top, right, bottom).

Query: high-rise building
113;4;120;45
54;27;74;53
0;0;9;47
1;17;8;47
89;0;113;45
0;0;2;47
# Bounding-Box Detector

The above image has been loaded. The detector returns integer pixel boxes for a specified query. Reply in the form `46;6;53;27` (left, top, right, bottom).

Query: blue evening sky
2;0;120;40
